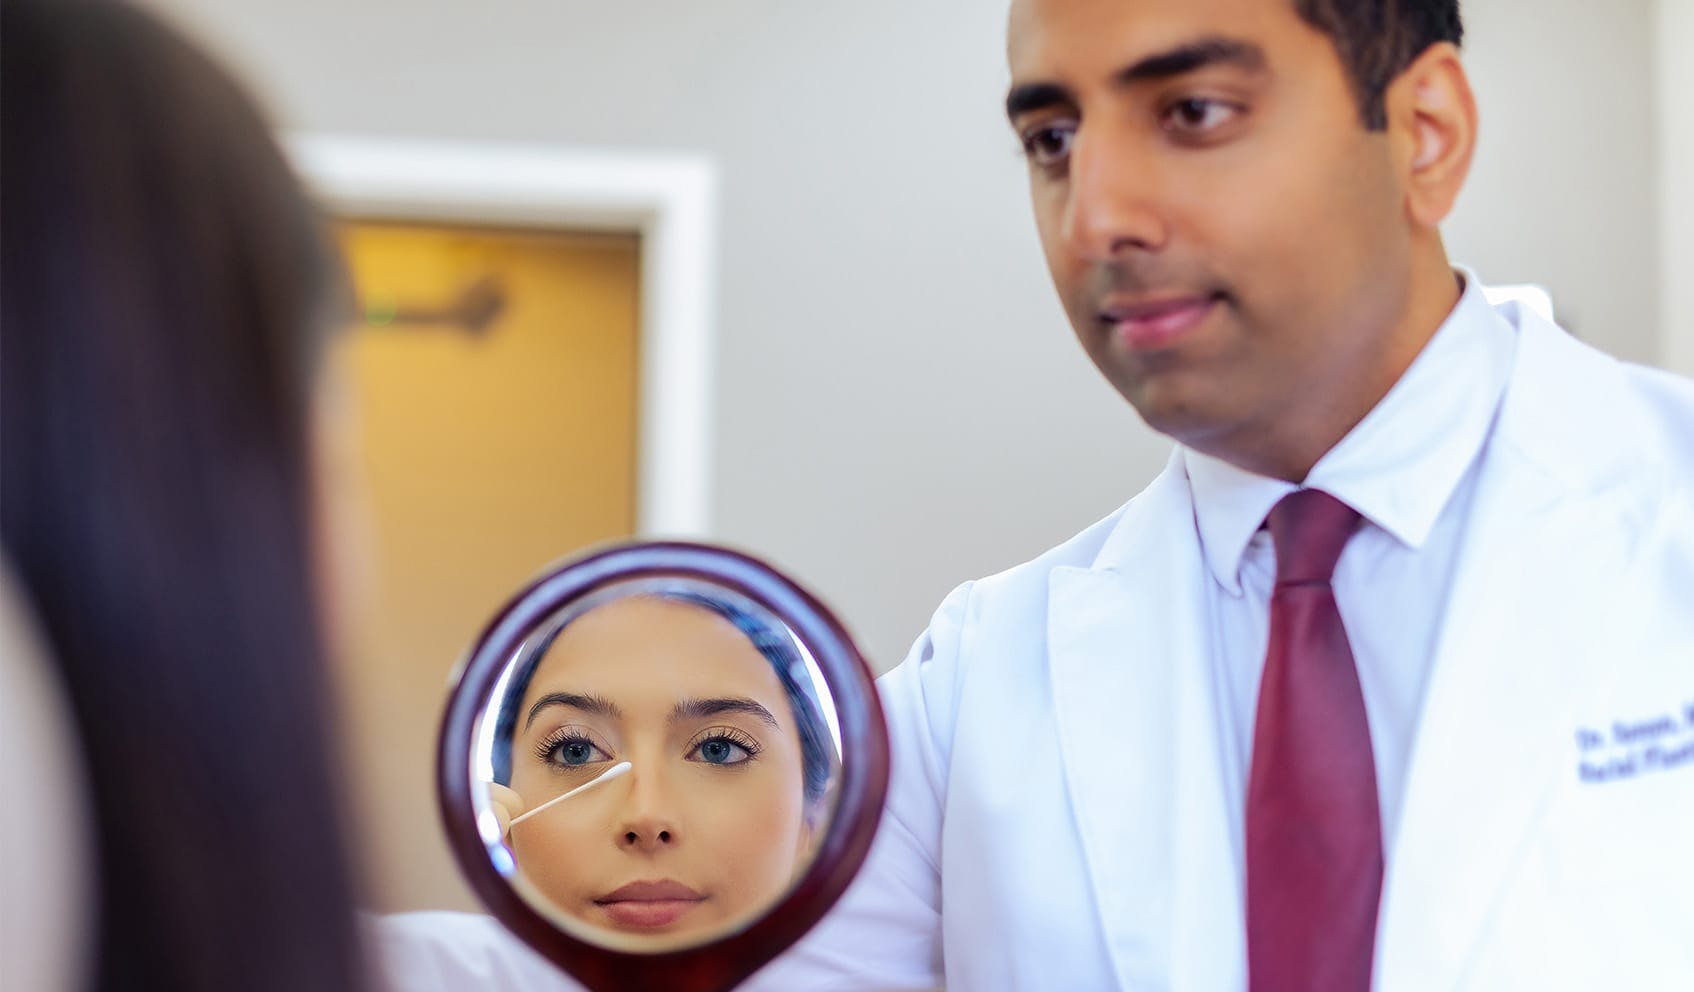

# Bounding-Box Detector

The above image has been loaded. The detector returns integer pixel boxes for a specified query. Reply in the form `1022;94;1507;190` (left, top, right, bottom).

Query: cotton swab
507;761;633;828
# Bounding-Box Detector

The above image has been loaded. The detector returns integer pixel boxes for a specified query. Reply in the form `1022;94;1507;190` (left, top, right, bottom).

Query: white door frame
287;134;717;538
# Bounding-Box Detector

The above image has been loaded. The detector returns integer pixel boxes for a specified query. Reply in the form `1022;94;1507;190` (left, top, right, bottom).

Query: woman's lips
1100;295;1219;351
598;899;700;929
594;880;706;930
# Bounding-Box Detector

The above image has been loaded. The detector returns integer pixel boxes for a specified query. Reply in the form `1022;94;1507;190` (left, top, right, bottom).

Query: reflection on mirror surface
473;582;840;951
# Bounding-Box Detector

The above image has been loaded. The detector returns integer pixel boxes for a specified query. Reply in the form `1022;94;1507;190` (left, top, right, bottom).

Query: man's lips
1098;294;1220;350
593;880;706;930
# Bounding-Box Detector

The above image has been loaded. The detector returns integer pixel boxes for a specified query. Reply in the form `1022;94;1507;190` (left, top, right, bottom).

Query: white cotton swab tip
507;761;633;828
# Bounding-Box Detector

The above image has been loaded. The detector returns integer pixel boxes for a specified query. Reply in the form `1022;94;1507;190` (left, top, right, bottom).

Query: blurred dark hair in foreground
1;1;367;989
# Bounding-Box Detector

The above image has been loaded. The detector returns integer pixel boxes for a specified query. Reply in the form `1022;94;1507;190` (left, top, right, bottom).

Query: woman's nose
614;768;678;852
619;820;675;851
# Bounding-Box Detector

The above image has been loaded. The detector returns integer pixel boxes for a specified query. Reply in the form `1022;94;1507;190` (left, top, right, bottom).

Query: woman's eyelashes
684;726;762;767
534;724;614;771
531;723;765;771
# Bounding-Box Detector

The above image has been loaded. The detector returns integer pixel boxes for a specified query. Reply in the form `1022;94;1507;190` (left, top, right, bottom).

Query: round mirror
437;542;888;992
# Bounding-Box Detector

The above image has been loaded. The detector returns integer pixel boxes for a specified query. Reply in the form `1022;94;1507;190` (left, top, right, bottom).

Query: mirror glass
459;574;845;953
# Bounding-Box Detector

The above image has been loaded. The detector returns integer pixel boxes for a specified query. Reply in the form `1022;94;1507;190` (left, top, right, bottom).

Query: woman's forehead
521;596;791;715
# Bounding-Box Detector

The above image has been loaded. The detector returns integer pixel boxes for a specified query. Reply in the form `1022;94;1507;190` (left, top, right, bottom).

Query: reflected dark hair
1;2;365;991
491;590;835;806
1295;0;1464;129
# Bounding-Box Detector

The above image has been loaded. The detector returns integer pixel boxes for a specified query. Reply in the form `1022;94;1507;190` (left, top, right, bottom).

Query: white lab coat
378;301;1694;990
817;300;1694;991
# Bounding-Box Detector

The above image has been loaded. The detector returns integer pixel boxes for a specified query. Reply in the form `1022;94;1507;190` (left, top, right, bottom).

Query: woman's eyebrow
524;691;621;731
670;696;779;729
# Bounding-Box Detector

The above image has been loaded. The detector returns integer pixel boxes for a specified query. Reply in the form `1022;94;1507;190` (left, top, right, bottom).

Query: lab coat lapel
1047;457;1243;991
1376;312;1642;991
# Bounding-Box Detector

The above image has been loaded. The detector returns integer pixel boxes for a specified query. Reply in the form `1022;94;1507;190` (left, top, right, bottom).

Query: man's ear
1385;41;1477;229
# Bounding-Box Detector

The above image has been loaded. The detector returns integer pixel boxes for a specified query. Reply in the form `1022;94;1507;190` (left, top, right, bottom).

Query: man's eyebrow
524;692;621;731
1118;37;1267;84
1006;82;1074;122
1005;36;1268;122
670;696;780;730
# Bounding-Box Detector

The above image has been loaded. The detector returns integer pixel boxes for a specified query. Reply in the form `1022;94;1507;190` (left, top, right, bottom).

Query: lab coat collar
1052;463;1247;990
1086;448;1193;576
1376;307;1663;990
1482;299;1669;499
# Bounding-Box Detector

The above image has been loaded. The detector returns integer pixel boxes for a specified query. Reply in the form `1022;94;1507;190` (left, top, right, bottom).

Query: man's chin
1118;378;1240;449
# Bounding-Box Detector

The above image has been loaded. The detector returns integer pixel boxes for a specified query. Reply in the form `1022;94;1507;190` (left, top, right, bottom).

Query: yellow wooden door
331;221;640;911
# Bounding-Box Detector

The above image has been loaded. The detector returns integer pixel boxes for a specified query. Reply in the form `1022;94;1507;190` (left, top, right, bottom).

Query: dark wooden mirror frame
437;541;890;992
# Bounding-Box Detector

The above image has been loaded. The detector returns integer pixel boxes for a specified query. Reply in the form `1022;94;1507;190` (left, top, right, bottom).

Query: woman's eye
1163;98;1239;134
1020;123;1076;167
689;735;754;766
545;736;610;768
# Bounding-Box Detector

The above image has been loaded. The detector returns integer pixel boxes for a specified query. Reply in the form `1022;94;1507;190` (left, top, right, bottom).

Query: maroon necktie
1246;489;1382;992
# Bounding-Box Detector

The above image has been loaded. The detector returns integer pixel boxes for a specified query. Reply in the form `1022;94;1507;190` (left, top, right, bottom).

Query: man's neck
1218;248;1464;483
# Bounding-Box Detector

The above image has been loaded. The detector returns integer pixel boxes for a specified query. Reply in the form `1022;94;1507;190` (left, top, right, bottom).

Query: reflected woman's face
507;596;815;943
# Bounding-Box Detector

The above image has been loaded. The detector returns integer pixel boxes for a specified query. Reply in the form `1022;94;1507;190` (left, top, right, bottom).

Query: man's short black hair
1295;0;1464;129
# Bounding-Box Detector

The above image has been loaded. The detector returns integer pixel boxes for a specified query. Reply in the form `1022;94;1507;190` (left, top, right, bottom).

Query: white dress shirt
1184;274;1518;855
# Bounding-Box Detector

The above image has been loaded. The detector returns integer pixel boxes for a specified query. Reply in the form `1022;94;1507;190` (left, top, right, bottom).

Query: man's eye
1163;98;1239;134
1020;123;1076;167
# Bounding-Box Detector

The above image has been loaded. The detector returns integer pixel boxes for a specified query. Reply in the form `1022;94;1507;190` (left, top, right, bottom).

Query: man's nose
614;767;678;853
1059;126;1169;261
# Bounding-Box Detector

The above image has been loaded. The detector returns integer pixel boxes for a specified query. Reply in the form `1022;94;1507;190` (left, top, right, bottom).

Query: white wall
153;0;1673;672
156;0;1161;672
1659;0;1694;377
1446;0;1661;361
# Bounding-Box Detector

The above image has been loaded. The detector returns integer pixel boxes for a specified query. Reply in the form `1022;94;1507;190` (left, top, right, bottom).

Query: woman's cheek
512;801;597;905
710;767;807;891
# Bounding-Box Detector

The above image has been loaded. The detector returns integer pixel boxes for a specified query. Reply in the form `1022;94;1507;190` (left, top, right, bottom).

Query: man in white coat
378;0;1694;987
769;0;1694;987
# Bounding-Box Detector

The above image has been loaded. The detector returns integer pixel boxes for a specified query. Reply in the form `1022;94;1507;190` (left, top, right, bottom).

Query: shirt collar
1183;271;1518;595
